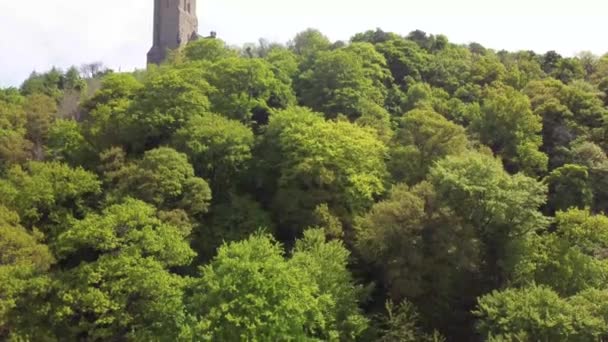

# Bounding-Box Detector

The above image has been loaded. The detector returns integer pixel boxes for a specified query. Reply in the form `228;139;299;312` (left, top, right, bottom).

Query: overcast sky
0;0;606;87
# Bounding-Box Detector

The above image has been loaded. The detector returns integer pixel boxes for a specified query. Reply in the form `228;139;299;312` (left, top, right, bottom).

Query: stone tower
147;0;199;64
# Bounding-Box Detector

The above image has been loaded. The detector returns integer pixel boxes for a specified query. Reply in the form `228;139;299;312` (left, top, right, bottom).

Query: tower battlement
147;0;198;65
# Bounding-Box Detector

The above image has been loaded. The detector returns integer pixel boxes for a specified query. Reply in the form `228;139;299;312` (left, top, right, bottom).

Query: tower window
188;3;191;13
166;0;170;8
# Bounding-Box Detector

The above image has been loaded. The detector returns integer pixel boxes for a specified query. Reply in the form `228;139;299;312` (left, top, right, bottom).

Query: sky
0;0;606;87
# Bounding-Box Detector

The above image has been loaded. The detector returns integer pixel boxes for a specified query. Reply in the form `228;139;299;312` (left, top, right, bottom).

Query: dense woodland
2;28;608;341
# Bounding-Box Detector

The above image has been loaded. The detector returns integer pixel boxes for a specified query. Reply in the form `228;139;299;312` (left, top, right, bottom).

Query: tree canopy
1;28;607;341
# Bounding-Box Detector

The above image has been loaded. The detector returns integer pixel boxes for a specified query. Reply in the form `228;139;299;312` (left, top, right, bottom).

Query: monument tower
147;0;199;64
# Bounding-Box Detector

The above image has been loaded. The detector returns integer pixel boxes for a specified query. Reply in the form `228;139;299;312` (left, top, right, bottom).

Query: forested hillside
2;28;608;341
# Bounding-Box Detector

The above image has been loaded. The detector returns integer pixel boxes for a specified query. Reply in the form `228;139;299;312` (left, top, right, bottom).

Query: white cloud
0;0;606;87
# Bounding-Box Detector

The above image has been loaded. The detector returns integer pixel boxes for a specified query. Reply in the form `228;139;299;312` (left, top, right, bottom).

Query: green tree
389;108;468;184
20;68;64;100
429;152;548;287
184;38;237;62
297;49;386;119
290;229;370;340
172;112;254;192
20;199;198;341
56;198;195;266
569;141;608;211
23;93;57;159
82;73;142;151
355;182;479;337
474;285;605;342
188;233;327;341
196;193;274;261
0;206;53;339
290;28;331;59
425;45;473;94
107;147;211;216
129;66;212;149
257;107;387;237
0;161;101;235
377;300;445;342
202;57;295;124
189;230;368;341
472;84;547;174
512;209;608;296
375;36;430;86
46;119;94;166
525;79;608;168
0;92;31;169
545;164;593;213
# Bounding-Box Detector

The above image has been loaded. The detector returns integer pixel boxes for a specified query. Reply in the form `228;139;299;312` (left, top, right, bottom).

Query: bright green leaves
298;46;390;119
104;147;212;217
190;233;322;341
475;286;608;341
0;206;53;339
189;230;368;341
130;67;212;147
41;198;196;341
429;152;548;237
50;253;191;341
46;119;92;166
0;161;101;233
258;107;387;234
291;229;369;340
514;209;608;296
184;38;237;62
389;108;468;184
173;112;254;192
203;57;295;123
56;198;196;267
472;85;547;174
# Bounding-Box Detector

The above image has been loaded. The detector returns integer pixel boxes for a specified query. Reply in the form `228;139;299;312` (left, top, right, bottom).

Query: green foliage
429;152;548;241
474;285;606;341
0;91;31;169
377;300;445;342
189;230;368;341
355;182;479;337
23;93;57;146
106;147;212;216
46;119;93;166
291;229;369;339
184;38;237;62
129;66;212;148
0;206;53;338
512;209;608;296
375;36;430;86
291;28;331;58
389;108;468;184
14;199;199;341
545;164;593;212
83;73;142;150
3;27;608;342
0;161;101;233
49;253;191;341
20;68;64;100
298;48;387;119
173;112;254;191
203;57;295;123
258;106;387;235
56;198;196;266
472;84;547;174
197;194;274;261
